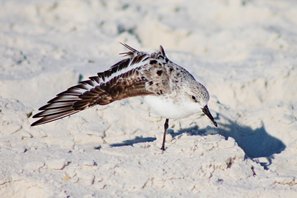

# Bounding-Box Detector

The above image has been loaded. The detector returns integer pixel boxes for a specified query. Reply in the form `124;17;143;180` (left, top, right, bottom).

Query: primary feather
31;44;158;126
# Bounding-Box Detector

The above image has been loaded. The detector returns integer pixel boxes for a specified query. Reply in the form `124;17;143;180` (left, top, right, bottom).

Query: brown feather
31;43;164;126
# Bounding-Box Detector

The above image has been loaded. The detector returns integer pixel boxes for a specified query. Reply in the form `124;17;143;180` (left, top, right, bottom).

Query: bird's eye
191;95;197;102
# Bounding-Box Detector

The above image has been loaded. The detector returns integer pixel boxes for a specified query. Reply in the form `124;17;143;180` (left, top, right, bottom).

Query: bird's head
186;81;217;127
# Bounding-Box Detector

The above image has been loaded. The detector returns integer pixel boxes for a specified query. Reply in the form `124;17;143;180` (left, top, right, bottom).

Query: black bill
202;105;217;127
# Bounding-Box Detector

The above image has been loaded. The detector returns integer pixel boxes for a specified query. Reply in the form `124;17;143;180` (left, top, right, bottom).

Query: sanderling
31;43;217;150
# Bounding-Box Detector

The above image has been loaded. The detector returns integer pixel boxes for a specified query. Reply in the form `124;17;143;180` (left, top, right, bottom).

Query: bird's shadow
110;136;156;147
109;118;285;169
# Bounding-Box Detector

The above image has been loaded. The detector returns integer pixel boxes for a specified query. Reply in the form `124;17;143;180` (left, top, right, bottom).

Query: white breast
144;95;200;119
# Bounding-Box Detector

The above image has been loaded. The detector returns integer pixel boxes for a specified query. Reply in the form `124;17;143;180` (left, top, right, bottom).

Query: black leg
161;118;169;151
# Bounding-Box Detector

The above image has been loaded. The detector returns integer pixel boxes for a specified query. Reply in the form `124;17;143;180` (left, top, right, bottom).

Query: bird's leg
161;118;169;151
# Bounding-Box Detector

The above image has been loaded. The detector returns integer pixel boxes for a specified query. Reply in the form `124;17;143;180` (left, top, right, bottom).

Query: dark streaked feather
31;110;80;126
159;45;166;57
31;68;152;126
31;43;167;126
119;43;138;57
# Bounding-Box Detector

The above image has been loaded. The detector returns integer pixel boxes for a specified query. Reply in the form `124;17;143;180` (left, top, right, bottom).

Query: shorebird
31;43;217;150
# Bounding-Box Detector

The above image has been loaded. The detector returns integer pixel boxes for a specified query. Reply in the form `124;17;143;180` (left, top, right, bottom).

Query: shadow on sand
109;117;285;169
110;136;156;147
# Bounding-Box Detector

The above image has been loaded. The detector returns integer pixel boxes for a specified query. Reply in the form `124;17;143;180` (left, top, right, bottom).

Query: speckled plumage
31;44;217;150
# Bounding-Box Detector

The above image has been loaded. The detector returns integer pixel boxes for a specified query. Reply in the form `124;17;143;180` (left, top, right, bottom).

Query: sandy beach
0;0;297;197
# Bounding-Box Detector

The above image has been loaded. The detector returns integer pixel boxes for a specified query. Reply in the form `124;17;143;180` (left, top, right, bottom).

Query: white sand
1;0;297;197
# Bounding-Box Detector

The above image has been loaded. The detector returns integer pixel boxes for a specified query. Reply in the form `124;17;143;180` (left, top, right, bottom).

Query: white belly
144;95;200;119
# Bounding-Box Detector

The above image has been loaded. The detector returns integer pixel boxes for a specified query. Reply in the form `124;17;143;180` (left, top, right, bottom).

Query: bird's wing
31;44;155;126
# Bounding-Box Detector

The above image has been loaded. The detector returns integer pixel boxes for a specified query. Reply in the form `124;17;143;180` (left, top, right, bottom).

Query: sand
0;0;297;197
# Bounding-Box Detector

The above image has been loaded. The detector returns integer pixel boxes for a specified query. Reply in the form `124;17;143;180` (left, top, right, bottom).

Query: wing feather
31;43;166;126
